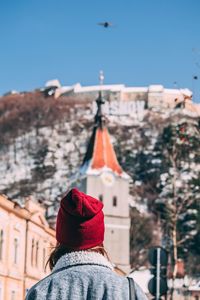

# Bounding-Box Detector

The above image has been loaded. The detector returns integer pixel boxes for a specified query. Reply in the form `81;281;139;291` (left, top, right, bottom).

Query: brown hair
47;243;110;271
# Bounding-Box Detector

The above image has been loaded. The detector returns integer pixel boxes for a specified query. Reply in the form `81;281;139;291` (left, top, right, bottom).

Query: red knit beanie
56;188;105;250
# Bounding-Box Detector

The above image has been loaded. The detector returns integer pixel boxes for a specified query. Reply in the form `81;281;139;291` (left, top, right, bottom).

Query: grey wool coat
26;251;147;300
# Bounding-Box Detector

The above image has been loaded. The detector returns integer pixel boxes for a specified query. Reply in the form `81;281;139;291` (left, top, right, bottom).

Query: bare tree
155;117;200;299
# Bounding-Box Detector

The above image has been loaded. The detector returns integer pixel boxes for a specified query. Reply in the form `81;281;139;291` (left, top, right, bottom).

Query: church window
113;196;117;207
99;195;103;202
0;230;3;260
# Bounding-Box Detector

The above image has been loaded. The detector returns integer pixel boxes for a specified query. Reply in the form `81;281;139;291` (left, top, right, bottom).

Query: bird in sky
97;22;113;28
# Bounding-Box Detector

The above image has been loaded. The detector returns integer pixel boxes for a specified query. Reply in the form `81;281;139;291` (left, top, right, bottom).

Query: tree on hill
117;112;200;293
153;115;200;298
130;207;154;271
0;92;90;144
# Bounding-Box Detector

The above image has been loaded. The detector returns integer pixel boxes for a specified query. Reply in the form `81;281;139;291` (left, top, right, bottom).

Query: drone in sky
97;22;113;28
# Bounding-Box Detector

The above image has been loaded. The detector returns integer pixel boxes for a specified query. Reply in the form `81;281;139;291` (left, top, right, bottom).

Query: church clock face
100;172;115;187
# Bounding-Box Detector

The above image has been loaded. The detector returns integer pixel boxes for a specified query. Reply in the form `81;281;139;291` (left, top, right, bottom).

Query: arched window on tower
99;195;103;202
0;230;4;261
113;196;117;207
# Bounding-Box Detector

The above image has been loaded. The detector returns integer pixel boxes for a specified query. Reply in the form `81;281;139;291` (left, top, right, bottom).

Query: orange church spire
91;127;122;174
81;71;123;176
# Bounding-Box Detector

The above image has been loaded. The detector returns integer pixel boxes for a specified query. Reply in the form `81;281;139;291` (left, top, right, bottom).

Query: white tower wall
85;173;130;273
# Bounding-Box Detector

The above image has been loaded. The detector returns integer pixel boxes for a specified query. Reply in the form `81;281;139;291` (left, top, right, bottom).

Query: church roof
80;73;129;178
81;125;123;175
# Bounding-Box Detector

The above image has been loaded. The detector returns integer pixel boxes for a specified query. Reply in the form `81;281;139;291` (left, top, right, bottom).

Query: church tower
77;72;130;272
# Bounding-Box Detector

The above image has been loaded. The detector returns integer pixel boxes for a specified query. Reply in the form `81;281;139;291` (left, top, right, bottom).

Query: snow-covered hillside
1;90;200;274
0;92;199;215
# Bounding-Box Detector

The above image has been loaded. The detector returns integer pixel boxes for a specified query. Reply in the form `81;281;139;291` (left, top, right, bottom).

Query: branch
177;236;190;246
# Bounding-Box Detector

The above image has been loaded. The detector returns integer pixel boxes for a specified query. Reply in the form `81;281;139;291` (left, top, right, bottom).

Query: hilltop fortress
44;79;200;118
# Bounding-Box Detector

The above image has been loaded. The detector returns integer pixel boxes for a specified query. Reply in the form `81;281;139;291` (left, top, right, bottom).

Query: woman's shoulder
25;273;54;300
26;266;147;300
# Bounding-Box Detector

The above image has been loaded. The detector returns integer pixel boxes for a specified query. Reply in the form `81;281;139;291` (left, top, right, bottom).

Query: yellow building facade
0;195;55;300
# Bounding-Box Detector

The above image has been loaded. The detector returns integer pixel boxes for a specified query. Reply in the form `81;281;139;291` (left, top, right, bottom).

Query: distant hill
0;90;199;206
0;89;200;273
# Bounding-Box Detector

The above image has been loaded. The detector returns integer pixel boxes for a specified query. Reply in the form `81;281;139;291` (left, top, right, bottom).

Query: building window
0;230;3;261
11;290;16;300
36;241;39;267
43;248;46;271
31;239;35;266
0;281;2;300
99;195;103;202
113;196;117;207
14;238;19;264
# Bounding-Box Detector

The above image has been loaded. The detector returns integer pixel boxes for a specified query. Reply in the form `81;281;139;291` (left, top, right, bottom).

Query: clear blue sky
0;0;200;100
